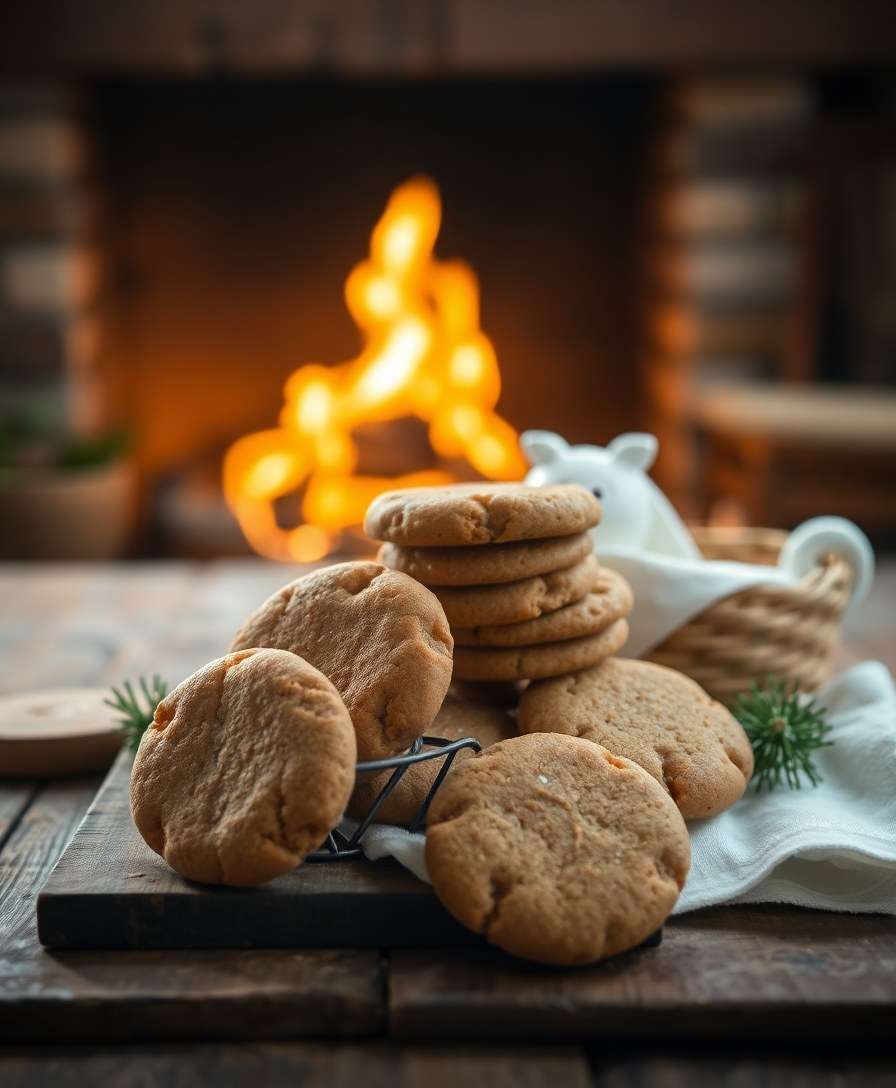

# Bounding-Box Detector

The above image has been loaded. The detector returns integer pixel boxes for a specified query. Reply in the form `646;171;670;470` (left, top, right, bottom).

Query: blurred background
1;1;895;561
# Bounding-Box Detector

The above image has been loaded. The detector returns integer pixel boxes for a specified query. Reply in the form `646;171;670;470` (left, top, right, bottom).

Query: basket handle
778;516;875;613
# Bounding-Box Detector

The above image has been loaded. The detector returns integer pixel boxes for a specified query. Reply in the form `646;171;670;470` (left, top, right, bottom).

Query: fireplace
2;4;894;558
90;74;653;555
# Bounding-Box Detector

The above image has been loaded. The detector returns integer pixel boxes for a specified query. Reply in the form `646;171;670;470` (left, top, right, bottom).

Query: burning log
224;177;525;562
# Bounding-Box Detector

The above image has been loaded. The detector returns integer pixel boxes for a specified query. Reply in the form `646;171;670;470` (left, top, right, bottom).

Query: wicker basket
647;526;853;705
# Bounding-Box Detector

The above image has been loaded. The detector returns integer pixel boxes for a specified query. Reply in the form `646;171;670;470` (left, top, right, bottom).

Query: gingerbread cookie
347;693;516;826
425;732;690;964
365;482;600;547
454;567;632;647
519;657;753;819
452;619;628;681
231;562;453;761
130;649;356;886
433;554;601;628
378;532;593;587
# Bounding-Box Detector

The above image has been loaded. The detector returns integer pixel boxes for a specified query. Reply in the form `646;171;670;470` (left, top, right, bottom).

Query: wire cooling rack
308;731;664;950
308;733;482;861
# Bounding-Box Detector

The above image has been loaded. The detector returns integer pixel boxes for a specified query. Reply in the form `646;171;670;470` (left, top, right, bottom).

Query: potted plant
0;400;135;560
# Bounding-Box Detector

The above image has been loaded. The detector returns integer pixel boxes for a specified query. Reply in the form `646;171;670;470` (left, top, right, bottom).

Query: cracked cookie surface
519;657;753;819
378;532;593;587
365;482;600;546
454;567;632;647
433;554;601;628
425;732;690;964
231;561;453;761
129;648;356;886
347;692;516;826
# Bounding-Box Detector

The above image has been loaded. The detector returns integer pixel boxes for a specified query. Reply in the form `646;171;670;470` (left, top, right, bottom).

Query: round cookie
130;649;356;886
378;532;593;587
433;554;601;627
425;732;691;965
518;657;754;819
365;482;600;547
452;619;628;681
231;561;453;761
347;693;516;825
454;567;632;647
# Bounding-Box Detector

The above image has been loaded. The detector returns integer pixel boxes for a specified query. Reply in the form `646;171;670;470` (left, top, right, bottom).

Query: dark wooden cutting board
37;750;476;950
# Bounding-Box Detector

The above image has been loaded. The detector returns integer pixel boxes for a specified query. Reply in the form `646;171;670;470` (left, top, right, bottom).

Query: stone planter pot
0;460;136;559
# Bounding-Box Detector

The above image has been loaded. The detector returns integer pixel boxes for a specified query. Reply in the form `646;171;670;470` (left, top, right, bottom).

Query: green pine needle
734;679;834;793
105;674;169;752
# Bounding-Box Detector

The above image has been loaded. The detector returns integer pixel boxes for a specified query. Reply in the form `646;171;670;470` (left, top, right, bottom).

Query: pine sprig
734;679;834;793
106;674;169;752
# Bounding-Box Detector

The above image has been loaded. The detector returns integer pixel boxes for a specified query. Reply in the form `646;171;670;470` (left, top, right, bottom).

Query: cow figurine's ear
520;430;569;466
607;433;658;471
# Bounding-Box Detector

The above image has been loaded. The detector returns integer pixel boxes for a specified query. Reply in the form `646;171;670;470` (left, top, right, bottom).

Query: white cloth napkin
352;661;896;915
603;549;794;658
603;515;875;658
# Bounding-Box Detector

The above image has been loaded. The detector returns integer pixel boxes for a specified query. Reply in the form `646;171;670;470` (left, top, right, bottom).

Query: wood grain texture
840;562;896;676
2;558;895;1055
595;1053;896;1087
0;1042;590;1088
4;559;889;692
0;775;97;974
3;0;895;74
0;560;308;695
390;905;896;1041
0;773;384;1042
38;751;475;951
2;1045;895;1087
0;781;37;848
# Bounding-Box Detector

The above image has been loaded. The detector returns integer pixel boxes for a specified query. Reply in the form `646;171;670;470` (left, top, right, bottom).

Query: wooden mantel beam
2;0;896;79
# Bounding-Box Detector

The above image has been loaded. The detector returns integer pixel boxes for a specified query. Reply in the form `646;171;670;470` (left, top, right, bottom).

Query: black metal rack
308;733;482;861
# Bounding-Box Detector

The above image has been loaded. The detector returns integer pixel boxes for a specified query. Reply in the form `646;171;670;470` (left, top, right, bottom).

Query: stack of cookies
128;494;756;967
364;482;633;683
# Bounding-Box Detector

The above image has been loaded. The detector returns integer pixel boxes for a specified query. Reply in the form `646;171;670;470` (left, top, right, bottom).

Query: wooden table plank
0;559;314;695
38;751;477;952
1;558;895;1056
2;1047;894;1088
839;561;896;674
594;1052;896;1087
0;1042;590;1088
0;776;385;1043
389;905;896;1041
2;1044;895;1088
2;557;891;692
0;782;38;849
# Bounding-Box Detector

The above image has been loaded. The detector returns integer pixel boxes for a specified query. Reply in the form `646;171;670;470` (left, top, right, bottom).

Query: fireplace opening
90;75;655;556
3;11;894;558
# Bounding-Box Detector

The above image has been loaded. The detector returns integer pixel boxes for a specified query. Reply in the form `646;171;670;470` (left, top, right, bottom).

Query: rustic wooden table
2;560;896;1086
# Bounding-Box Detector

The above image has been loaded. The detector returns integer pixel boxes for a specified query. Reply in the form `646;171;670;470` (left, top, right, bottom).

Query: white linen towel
352;661;896;915
605;549;793;658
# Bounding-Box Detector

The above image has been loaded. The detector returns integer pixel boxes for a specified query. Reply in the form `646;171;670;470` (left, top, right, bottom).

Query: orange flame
224;177;526;561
